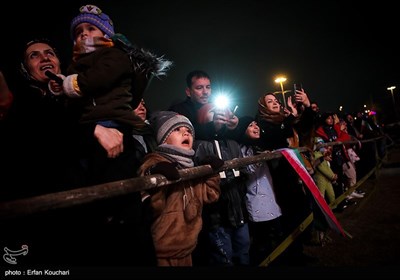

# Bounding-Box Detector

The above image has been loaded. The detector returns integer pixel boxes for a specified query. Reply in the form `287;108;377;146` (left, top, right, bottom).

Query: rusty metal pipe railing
0;137;386;220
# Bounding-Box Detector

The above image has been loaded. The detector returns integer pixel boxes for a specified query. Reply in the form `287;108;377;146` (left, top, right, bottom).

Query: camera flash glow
214;94;230;110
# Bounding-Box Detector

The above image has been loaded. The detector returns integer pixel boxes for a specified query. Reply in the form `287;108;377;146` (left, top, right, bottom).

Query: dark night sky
3;0;399;121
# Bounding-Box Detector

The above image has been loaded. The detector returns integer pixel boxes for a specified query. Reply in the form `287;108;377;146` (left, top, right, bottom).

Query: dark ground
300;138;400;278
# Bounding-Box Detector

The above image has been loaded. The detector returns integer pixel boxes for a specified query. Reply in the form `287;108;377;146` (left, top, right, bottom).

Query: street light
387;86;397;120
275;76;287;108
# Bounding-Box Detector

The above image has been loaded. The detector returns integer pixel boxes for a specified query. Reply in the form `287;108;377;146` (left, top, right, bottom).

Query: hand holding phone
294;83;303;93
293;83;308;105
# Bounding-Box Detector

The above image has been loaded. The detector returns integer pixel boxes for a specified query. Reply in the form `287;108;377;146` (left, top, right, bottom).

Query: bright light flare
213;94;230;110
274;77;287;83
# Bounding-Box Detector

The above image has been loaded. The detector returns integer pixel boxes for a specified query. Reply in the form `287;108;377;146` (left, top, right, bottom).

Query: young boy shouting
139;111;223;266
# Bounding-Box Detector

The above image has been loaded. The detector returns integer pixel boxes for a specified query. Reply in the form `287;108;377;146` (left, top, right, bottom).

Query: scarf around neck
73;36;114;61
155;144;195;169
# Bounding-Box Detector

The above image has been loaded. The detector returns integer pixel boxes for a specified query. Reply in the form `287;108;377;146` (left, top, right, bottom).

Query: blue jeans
208;223;250;266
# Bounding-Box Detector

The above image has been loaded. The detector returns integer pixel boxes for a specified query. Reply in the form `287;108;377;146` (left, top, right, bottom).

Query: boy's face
164;126;193;150
245;121;260;139
74;22;104;43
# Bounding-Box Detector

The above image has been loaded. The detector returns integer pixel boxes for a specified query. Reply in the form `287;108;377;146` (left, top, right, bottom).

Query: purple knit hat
70;4;115;39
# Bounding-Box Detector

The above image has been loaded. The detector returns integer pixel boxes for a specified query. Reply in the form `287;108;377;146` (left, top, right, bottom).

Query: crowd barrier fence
0;136;389;266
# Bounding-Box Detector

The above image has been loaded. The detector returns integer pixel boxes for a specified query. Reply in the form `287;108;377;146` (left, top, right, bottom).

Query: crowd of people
0;4;385;268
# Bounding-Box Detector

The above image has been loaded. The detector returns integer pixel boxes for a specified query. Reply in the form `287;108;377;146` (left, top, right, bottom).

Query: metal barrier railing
0;136;388;265
259;135;388;266
0;145;304;220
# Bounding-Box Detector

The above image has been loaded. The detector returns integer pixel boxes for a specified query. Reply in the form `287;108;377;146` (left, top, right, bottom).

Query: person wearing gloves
45;4;162;266
49;4;144;127
138;111;223;266
48;4;154;185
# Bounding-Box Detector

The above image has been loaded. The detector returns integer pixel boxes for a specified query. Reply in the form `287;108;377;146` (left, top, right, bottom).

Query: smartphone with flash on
229;105;239;119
